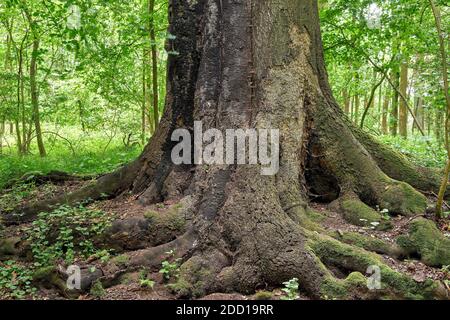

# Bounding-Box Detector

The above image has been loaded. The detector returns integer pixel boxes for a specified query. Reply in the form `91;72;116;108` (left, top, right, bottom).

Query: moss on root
32;266;70;296
254;291;274;300
90;280;106;298
111;254;130;267
0;237;20;258
331;231;405;258
168;256;215;298
396;218;450;267
144;204;186;233
320;272;368;300
379;182;427;216
338;197;381;227
306;231;447;300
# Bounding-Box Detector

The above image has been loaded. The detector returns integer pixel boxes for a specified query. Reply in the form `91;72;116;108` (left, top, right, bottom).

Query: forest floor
0;175;449;300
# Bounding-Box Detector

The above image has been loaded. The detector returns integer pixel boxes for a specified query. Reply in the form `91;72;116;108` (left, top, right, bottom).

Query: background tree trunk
354;95;360;125
381;91;390;134
29;38;46;157
390;68;400;136
343;89;350;114
148;0;159;131
399;61;409;138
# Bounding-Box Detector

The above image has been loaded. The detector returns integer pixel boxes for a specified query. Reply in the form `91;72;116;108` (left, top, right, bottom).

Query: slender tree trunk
78;100;86;132
377;78;383;130
30;38;46;157
381;91;389;134
413;97;424;134
142;50;147;145
2;32;11;155
350;95;354;121
149;0;159;130
16;36;25;155
343;89;350;114
426;107;431;136
360;74;385;129
354;95;360;125
390;68;400;136
399;61;408;138
435;110;443;142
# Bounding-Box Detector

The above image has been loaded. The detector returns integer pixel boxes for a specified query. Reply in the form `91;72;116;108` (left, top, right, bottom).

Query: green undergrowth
0;203;115;299
378;135;446;168
0;130;142;190
0;260;36;299
26;203;114;267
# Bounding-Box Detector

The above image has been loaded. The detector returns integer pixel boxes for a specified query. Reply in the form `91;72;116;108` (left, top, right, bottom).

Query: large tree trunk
3;0;448;300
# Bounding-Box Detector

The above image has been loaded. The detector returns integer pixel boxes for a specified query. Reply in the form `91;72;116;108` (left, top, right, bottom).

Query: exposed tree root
4;170;95;189
307;230;448;300
329;193;383;227
101;197;191;252
32;265;103;298
353;126;450;199
309;98;428;219
397;218;450;267
127;229;197;269
329;231;405;259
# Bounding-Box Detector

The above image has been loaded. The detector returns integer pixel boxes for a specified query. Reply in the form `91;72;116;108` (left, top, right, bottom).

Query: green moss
254;291;273;300
333;231;404;258
321;272;367;299
0;237;20;257
380;182;427;216
167;278;192;297
307;231;441;300
32;266;69;295
340;198;381;226
32;266;56;281
119;273;135;285
111;254;130;267
90;280;106;298
305;208;326;223
168;257;214;298
396;218;450;267
143;210;157;220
